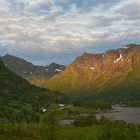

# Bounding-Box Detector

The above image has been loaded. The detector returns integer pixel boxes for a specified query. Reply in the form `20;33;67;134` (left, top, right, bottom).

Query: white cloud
0;0;140;65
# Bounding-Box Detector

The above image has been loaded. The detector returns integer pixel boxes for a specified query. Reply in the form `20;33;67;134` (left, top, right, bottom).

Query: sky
0;0;140;65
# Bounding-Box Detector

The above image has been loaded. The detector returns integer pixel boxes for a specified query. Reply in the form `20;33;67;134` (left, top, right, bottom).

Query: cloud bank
0;0;140;65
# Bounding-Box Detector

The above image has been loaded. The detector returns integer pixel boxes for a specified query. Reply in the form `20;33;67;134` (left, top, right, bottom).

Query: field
0;122;102;140
56;125;101;140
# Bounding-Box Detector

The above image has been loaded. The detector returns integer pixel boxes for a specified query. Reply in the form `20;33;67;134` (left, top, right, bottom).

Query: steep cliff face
46;44;140;99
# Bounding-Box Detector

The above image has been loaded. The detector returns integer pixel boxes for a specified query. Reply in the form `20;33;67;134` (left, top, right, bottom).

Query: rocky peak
69;45;140;74
46;63;65;70
2;54;66;80
46;44;140;95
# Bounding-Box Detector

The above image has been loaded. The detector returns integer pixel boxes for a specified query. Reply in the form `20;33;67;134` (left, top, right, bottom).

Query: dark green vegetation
74;115;97;127
97;119;140;140
1;114;140;140
0;57;60;122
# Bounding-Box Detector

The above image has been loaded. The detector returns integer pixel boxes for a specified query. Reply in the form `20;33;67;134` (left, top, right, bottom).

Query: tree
74;116;87;127
43;104;57;140
97;120;140;140
86;115;97;126
74;115;97;127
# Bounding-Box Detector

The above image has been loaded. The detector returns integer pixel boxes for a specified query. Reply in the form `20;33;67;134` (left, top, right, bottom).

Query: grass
51;106;94;120
67;106;93;113
56;125;101;140
0;105;101;140
30;124;101;140
1;104;140;140
0;123;102;140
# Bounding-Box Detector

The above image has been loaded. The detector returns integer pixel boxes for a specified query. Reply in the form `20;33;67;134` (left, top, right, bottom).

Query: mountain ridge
2;54;66;86
2;54;65;78
46;44;140;101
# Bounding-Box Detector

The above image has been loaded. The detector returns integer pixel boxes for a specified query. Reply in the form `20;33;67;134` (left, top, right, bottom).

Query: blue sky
0;0;140;65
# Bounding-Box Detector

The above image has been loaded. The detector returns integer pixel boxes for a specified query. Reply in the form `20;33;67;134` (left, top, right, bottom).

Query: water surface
96;105;140;124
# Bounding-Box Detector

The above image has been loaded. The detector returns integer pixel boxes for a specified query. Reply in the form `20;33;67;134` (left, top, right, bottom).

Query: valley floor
1;105;140;140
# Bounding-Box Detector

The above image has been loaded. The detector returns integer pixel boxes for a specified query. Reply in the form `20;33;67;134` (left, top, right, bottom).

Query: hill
0;57;53;122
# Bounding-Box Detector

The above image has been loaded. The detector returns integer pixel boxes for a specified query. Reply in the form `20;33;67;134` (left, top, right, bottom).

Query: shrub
74;115;97;127
97;120;140;140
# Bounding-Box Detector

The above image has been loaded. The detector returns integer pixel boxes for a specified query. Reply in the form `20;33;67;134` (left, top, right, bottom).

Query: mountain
2;54;65;86
46;44;140;101
2;54;65;78
0;56;39;95
0;56;53;121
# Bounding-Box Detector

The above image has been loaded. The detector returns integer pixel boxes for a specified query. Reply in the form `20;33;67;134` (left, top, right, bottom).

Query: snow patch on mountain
55;69;62;72
127;59;131;63
123;46;129;49
90;67;95;70
114;54;123;63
